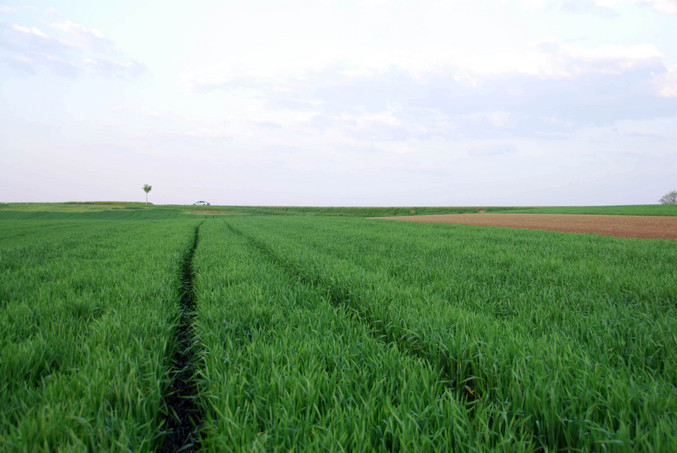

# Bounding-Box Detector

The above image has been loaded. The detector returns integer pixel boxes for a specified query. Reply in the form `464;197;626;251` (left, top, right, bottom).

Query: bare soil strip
377;213;677;240
161;223;203;452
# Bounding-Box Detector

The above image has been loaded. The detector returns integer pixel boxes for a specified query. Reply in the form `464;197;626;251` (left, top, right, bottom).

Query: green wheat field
1;203;676;452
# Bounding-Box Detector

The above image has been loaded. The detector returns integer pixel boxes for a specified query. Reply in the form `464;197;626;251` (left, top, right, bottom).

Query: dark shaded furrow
161;223;203;453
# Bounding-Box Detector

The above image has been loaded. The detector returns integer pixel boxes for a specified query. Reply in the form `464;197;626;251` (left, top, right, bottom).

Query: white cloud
455;43;663;80
189;40;664;96
4;53;78;76
593;0;677;13
339;109;405;128
641;0;677;14
1;18;141;77
466;142;520;157
82;57;143;77
458;112;519;128
0;22;72;52
184;37;672;148
654;65;677;97
514;0;677;14
11;24;49;39
619;128;665;138
563;44;663;74
50;21;113;52
52;21;104;39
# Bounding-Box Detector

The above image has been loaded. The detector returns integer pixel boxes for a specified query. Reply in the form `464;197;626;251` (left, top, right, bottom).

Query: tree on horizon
143;184;152;204
659;190;677;204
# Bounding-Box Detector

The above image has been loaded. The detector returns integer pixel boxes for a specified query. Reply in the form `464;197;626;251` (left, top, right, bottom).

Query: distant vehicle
193;201;210;206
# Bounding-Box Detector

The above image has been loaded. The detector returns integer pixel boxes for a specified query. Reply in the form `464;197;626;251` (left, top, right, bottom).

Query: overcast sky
1;0;676;206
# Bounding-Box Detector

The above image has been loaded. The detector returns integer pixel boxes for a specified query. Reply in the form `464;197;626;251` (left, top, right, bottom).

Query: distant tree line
660;190;677;204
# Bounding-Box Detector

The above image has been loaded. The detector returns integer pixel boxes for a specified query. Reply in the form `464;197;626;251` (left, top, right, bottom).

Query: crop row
0;219;199;451
219;216;677;451
193;220;532;451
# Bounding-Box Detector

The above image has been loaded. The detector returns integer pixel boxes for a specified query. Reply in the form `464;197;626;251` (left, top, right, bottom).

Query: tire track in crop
226;223;560;449
224;223;481;402
224;223;555;448
161;222;203;453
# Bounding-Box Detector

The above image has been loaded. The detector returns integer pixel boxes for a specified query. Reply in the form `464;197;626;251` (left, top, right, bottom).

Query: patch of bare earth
377;214;677;240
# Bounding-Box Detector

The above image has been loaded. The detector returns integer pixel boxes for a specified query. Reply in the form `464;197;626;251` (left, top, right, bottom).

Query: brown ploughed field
378;213;677;240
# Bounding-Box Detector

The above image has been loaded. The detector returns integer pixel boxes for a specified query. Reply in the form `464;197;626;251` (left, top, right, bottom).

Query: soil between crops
376;213;677;240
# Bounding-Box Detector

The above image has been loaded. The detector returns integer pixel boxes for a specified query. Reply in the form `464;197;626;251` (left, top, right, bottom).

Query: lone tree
143;184;152;204
659;190;677;205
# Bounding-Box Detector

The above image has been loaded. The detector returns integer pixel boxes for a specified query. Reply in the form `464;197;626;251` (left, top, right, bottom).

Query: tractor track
161;222;203;453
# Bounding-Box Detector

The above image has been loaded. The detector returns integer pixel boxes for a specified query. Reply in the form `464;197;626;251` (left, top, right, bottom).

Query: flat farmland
1;204;676;451
0;216;199;451
378;213;677;239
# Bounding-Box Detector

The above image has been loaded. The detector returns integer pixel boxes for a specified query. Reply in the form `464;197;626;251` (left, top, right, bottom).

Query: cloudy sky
1;0;676;206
